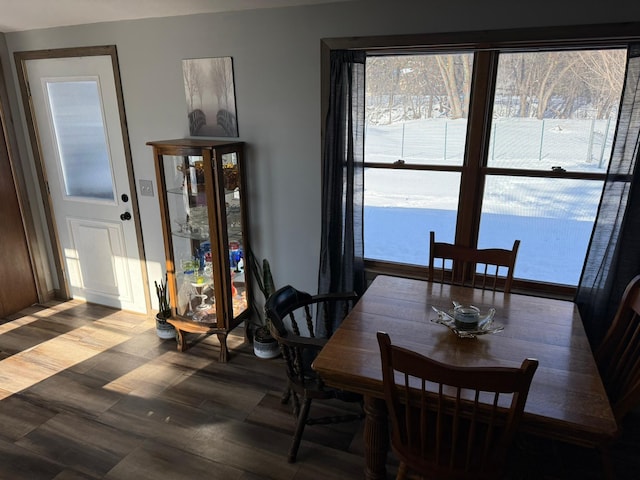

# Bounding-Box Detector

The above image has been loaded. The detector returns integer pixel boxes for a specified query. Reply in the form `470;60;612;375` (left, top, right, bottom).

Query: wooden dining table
312;275;618;480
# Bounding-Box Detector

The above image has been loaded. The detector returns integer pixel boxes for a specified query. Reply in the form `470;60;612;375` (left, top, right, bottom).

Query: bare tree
533;52;577;119
366;56;406;124
574;49;626;118
365;48;624;124
209;58;232;112
496;52;576;119
183;59;204;111
435;54;471;119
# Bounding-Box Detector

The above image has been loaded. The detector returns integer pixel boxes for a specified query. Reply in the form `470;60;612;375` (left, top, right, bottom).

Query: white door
26;55;147;313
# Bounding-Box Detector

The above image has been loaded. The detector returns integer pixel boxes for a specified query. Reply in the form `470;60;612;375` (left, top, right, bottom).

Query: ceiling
0;0;353;33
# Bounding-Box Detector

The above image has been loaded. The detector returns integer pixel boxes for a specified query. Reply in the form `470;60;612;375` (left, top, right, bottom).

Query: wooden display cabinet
147;139;251;362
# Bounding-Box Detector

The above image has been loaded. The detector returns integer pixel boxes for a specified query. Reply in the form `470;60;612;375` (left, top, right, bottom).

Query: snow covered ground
364;118;615;286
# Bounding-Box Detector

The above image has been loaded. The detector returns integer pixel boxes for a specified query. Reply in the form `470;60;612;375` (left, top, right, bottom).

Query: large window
364;47;626;290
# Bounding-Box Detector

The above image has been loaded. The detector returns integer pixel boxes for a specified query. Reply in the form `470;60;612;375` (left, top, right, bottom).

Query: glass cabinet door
162;153;217;322
221;151;248;319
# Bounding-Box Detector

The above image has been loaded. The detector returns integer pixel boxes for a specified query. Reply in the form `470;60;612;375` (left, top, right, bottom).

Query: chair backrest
428;231;520;293
377;332;538;479
265;285;358;390
595;274;640;424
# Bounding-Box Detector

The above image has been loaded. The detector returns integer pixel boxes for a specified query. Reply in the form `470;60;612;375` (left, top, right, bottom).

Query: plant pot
253;328;280;359
156;314;176;340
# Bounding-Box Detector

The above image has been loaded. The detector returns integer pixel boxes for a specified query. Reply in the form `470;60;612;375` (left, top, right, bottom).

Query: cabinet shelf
171;230;209;241
148;138;252;362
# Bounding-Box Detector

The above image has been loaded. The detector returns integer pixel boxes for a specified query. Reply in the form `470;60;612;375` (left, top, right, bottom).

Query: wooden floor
0;300;638;479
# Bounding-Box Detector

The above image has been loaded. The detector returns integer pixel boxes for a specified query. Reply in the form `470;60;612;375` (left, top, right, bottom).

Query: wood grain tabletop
313;275;618;446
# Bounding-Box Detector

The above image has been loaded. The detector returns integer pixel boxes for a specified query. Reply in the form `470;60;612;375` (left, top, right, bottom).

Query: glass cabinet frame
147;138;251;362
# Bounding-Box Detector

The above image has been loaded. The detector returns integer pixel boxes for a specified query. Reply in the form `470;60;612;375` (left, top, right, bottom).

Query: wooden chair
596;274;640;424
377;331;538;480
502;276;640;480
533;275;640;480
428;231;520;293
265;285;363;463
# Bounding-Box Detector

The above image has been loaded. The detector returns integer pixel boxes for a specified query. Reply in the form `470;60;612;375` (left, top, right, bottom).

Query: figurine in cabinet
147;139;252;362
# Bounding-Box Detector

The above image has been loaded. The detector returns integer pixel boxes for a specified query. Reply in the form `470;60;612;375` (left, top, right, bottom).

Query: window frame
321;23;640;299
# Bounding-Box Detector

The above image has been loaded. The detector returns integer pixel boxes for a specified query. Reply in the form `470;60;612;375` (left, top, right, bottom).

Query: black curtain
576;43;640;349
317;50;366;335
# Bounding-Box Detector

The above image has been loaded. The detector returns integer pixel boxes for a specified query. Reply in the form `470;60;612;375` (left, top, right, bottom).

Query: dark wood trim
0;53;48;303
13;50;68;299
322;22;640;52
484;167;608;181
14;45;117;61
362;163;609;181
456;50;498;248
320;40;331;160
205;147;228;328
150;146;176;312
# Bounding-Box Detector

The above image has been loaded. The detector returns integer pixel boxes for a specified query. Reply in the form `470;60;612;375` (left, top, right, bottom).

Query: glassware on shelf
177;274;196;317
174;220;187;233
194;294;208;310
191;280;215;323
229;241;242;272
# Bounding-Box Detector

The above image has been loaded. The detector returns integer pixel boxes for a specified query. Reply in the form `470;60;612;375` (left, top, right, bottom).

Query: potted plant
155;273;176;339
248;252;280;359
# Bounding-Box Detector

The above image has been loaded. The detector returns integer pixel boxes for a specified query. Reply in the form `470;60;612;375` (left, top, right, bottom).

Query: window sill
364;259;576;301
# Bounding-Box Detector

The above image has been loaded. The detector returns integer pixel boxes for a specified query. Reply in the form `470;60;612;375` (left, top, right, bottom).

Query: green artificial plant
249;250;276;341
154;273;171;321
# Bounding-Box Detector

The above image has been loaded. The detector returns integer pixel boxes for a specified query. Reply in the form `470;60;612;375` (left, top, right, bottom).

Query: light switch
139;179;154;197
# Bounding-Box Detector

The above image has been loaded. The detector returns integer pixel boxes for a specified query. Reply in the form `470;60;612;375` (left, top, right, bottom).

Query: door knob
120;212;132;221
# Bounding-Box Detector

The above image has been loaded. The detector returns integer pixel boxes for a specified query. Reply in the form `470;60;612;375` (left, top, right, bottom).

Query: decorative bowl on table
452;304;483;330
431;302;503;338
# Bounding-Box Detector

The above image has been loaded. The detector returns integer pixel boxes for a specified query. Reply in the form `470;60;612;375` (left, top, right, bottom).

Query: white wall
2;0;640;311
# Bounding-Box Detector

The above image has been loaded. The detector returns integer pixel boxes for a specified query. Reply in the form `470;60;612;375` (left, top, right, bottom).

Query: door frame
0;57;45;304
14;45;151;312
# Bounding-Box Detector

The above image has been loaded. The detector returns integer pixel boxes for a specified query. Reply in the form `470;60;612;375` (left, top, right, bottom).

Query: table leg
217;332;228;363
363;395;388;480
